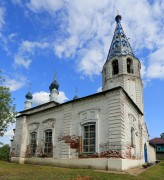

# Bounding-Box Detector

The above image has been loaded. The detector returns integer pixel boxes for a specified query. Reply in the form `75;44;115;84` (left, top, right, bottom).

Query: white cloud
78;48;104;76
140;60;146;79
32;90;68;106
8;33;17;41
146;47;164;79
53;0;164;80
1;124;15;145
14;41;49;68
4;129;14;137
58;91;69;103
97;87;102;93
4;75;26;91
0;7;5;30
11;0;22;5
20;41;49;53
14;55;32;69
32;91;49;105
25;0;164;81
54;36;79;58
27;0;65;13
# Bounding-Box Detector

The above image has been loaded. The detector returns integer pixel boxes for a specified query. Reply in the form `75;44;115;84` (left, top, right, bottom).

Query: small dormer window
127;59;133;74
112;60;119;75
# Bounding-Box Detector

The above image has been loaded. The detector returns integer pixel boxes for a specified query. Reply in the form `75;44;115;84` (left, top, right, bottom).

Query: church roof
18;86;143;117
107;15;134;60
150;138;164;145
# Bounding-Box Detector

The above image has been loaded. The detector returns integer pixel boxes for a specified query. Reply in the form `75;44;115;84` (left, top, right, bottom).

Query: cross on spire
75;87;78;95
73;87;78;100
117;9;119;16
28;82;32;91
54;71;57;80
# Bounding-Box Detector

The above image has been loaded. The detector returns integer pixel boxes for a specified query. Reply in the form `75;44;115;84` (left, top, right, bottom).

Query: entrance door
144;143;148;163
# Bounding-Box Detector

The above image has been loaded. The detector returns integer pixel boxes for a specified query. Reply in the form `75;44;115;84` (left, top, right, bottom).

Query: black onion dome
115;14;122;22
49;79;59;91
25;91;33;100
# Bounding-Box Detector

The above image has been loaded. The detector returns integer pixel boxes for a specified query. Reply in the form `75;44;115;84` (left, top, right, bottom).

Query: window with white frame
157;146;161;151
44;129;53;155
30;132;37;155
82;122;96;153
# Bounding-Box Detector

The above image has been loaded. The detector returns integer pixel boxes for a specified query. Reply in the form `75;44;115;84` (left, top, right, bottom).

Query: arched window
44;129;53;156
30;132;37;155
131;127;135;147
112;60;119;75
127;59;133;74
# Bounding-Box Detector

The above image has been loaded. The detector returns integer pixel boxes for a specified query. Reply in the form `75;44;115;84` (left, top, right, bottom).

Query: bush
155;160;160;164
0;144;10;161
142;164;147;168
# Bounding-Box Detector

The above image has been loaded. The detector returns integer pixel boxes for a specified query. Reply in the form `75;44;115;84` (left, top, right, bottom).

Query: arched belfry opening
112;60;119;75
127;58;133;74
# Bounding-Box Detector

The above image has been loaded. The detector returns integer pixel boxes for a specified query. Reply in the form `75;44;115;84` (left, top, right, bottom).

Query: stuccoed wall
11;88;149;169
148;144;156;162
121;90;144;160
102;55;143;112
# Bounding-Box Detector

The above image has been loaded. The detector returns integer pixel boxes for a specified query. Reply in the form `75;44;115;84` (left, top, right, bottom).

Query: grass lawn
0;160;163;180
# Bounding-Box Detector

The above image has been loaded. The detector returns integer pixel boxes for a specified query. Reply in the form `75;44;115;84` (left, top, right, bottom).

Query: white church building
10;15;156;170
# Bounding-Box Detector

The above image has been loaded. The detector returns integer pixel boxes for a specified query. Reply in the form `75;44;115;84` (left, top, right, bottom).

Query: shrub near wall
0;144;10;161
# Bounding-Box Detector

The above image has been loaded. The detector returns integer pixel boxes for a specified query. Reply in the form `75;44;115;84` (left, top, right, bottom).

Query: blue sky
0;0;164;145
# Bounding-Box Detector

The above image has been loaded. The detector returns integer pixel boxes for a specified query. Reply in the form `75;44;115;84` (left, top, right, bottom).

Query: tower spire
102;15;143;112
107;14;133;60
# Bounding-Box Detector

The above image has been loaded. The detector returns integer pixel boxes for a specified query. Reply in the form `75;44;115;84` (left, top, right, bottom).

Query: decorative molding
42;118;56;129
78;108;100;115
29;123;39;132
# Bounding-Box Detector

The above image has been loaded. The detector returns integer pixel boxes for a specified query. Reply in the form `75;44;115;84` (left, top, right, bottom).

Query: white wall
11;88;148;170
148;144;156;162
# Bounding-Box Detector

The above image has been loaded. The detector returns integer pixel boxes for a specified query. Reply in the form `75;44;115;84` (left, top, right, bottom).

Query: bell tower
102;15;143;112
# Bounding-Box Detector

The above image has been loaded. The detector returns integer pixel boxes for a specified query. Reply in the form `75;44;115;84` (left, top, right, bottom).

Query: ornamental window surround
79;110;99;154
129;114;138;148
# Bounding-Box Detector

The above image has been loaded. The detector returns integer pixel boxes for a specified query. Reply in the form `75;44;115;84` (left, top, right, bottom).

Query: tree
0;71;16;136
0;144;10;161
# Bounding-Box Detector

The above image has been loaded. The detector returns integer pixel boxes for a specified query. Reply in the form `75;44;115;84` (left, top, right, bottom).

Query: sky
0;0;164;145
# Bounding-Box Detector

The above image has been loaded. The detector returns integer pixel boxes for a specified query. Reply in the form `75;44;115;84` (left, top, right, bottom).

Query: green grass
0;160;163;180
